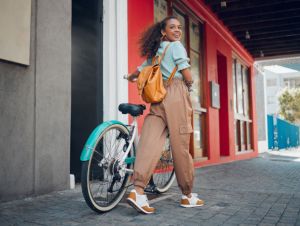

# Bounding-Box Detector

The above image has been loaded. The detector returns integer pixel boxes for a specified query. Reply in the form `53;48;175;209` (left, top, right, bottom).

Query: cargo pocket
179;124;193;147
179;124;193;134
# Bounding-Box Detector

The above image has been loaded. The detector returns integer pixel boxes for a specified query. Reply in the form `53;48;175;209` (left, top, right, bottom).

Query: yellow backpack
137;43;177;103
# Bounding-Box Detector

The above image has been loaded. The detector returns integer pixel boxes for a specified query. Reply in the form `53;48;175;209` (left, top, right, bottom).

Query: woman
126;16;204;214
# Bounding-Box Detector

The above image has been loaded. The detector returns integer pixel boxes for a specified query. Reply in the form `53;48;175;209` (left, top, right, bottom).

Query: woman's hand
126;70;139;83
181;68;194;92
127;74;138;82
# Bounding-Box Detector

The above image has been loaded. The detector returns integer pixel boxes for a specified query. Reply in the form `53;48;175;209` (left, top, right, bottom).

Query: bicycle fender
80;120;128;161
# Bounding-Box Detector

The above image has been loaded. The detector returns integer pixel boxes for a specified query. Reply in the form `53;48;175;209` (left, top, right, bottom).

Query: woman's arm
180;68;193;82
181;68;194;91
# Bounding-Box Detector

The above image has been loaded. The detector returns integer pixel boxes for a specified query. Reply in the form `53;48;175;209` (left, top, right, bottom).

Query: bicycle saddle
118;103;146;117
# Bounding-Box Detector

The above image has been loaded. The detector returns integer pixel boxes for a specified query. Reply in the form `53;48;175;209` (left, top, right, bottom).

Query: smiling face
161;18;182;42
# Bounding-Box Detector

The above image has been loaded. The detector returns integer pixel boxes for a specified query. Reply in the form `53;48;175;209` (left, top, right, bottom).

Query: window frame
232;55;253;152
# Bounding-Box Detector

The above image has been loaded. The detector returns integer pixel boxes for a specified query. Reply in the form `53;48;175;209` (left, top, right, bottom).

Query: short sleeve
171;41;190;71
137;58;151;72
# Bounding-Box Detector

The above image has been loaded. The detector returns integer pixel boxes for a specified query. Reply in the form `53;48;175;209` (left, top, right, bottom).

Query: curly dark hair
139;16;178;59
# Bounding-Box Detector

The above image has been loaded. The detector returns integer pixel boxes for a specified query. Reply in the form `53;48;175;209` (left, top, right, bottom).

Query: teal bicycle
80;103;176;213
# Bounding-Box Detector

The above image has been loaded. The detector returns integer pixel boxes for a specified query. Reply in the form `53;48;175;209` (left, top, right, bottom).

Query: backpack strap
152;42;178;86
165;65;178;86
161;43;177;86
151;43;171;65
159;43;171;65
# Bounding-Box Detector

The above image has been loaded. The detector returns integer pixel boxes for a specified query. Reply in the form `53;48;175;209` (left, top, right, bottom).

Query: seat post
132;117;139;145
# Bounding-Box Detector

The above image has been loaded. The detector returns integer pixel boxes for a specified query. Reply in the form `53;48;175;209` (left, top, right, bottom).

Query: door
71;0;103;180
217;53;230;156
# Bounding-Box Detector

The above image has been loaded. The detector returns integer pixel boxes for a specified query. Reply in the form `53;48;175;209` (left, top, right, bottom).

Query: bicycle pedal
144;185;161;194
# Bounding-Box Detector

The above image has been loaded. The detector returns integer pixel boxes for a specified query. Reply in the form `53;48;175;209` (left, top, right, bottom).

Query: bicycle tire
81;123;134;213
152;134;176;193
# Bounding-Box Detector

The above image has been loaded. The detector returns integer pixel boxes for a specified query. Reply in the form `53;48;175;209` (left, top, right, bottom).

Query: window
267;79;277;87
154;0;168;22
267;96;275;105
283;78;300;89
232;58;252;152
154;0;207;159
172;9;187;47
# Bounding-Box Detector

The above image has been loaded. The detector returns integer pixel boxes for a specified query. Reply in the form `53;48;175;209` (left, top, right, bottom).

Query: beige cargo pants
133;79;194;195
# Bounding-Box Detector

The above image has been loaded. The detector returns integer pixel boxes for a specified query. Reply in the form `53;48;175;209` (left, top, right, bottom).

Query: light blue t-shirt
137;41;190;80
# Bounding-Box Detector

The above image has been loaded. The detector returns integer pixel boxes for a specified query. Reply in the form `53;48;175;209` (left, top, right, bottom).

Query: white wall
103;0;128;123
254;64;268;152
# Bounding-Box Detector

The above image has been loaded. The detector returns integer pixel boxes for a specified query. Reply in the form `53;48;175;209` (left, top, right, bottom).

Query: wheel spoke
81;125;133;212
152;136;175;193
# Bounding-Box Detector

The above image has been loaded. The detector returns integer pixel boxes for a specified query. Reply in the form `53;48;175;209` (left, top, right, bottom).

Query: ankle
183;193;192;198
135;187;144;195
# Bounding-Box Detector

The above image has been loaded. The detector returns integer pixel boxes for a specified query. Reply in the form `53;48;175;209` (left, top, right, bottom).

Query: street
1;151;300;226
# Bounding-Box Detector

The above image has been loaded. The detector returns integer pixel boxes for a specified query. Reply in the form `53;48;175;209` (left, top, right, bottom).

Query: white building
264;65;300;115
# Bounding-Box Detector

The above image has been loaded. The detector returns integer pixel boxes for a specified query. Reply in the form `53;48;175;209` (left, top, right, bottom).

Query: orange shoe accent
196;199;204;206
128;191;136;201
127;190;155;214
180;193;204;208
180;199;190;205
141;205;155;213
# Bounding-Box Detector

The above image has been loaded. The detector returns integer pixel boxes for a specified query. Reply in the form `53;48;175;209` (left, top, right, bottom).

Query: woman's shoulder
170;41;185;48
160;41;184;48
160;41;187;56
169;41;186;54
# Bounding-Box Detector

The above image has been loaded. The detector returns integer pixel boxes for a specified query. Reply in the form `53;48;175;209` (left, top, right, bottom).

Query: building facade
0;0;71;201
128;0;258;167
0;0;258;201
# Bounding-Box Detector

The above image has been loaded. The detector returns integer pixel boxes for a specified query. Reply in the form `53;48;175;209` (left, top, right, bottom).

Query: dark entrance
71;0;103;180
217;52;230;156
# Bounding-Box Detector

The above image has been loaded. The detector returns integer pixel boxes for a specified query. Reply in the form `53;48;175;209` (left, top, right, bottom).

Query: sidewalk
1;151;300;226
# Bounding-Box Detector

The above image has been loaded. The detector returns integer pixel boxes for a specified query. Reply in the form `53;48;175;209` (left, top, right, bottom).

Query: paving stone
1;152;300;226
278;217;297;224
276;223;295;226
260;217;279;224
257;224;275;226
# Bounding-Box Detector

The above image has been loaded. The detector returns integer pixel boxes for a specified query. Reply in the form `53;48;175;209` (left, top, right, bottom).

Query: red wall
128;0;258;166
127;0;153;131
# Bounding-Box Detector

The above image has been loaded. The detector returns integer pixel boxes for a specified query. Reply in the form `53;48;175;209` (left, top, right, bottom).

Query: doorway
217;53;230;156
71;0;103;180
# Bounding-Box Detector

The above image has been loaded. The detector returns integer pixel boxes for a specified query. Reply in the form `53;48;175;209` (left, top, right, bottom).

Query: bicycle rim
81;124;133;213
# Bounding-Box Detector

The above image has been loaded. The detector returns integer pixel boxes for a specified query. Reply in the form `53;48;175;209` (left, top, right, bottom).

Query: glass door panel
173;9;187;47
154;0;168;22
243;67;250;117
236;63;244;114
190;51;201;108
193;113;201;150
232;60;237;113
189;20;200;51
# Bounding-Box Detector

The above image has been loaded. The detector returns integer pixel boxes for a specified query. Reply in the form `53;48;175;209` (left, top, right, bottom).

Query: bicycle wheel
152;134;175;193
81;124;134;213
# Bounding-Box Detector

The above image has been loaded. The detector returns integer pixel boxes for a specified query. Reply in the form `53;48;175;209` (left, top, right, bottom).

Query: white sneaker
127;189;155;214
180;193;204;208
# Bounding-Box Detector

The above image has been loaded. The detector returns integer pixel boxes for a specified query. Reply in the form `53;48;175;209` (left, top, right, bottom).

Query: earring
161;34;166;41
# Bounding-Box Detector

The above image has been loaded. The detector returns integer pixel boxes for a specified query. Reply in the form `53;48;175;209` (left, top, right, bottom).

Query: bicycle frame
80;118;139;168
122;117;139;165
